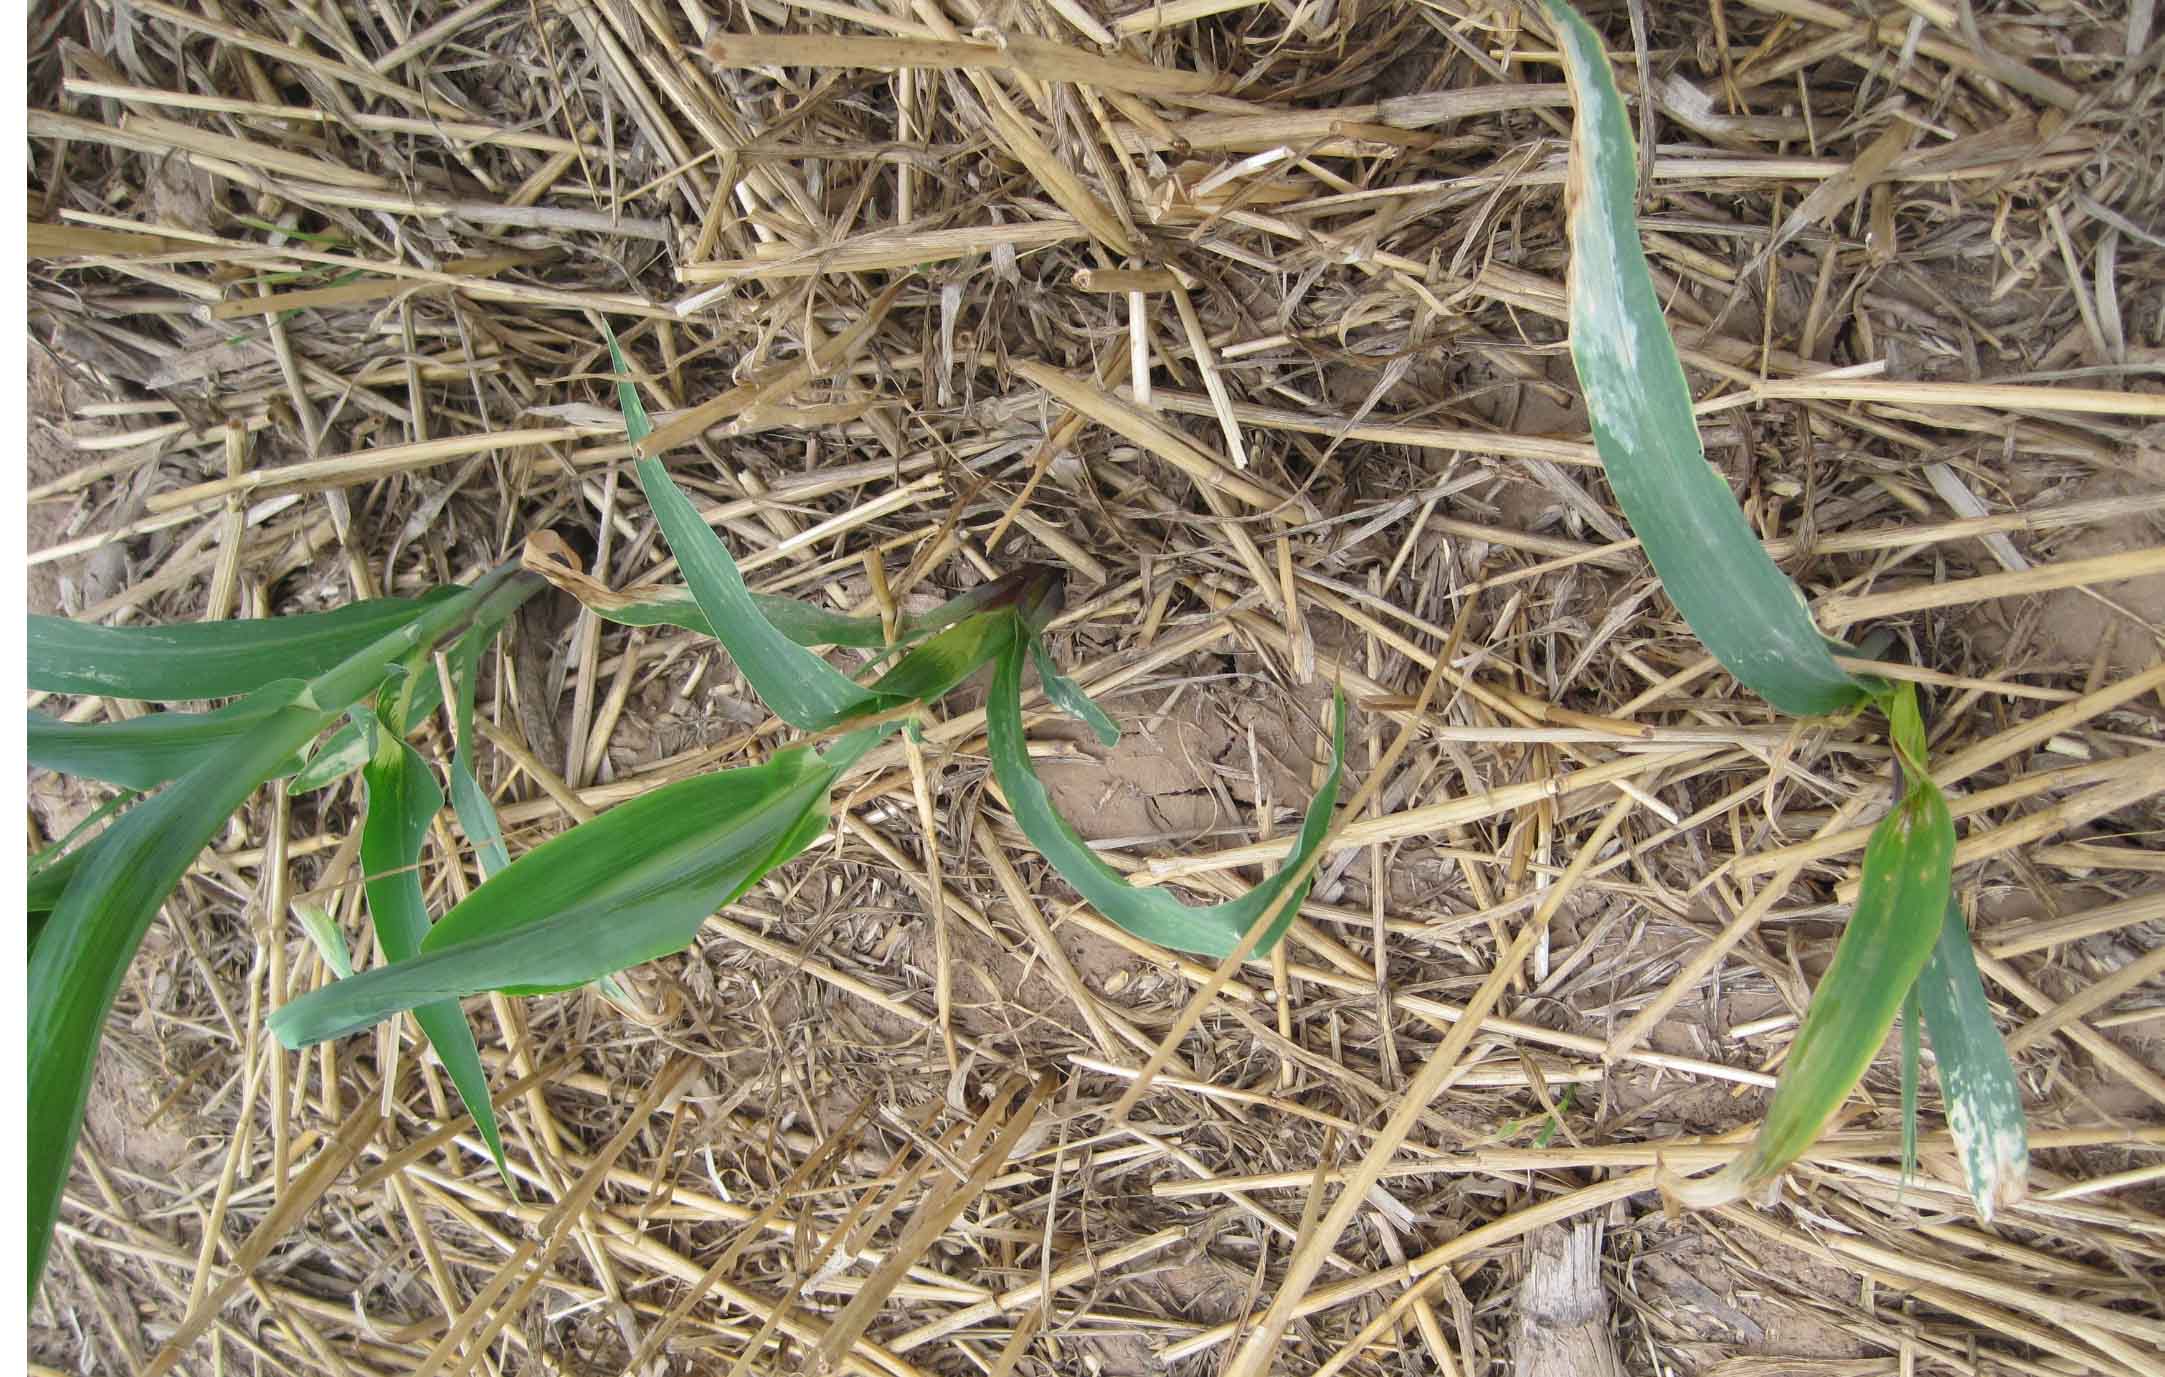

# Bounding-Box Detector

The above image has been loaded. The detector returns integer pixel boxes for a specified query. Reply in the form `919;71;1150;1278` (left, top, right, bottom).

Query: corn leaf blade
799;610;1017;734
268;749;837;1048
1915;901;2031;1222
636;458;871;730
28;689;310;791
441;612;512;875
294;573;535;796
1694;786;1952;1201
601;334;960;729
526;531;1051;653
1543;0;1866;718
574;583;900;648
352;707;508;1178
28;591;461;701
289;668;443;794
521;550;940;650
601;323;654;443
421;743;832;965
295;902;356;980
30;836;101;918
545;576;1019;653
1900;985;1922;1190
29;790;139;922
986;625;1346;960
1030;637;1119;747
29;702;331;1293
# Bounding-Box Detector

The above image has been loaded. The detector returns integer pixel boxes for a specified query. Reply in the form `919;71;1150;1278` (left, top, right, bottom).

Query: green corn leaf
526;519;1057;656
268;747;837;1048
583;581;1018;654
425;741;833;982
30;796;140;956
30;795;129;875
601;322;654;444
1900;985;1921;1192
1885;678;1930;771
28;564;539;1297
1543;0;1867;718
819;721;898;778
290;723;371;793
1683;765;1953;1203
446;746;507;875
603;328;995;727
759;594;896;649
30;835;100;919
793;579;1030;649
799;609;1020;734
294;901;355;980
571;582;897;648
296;575;536;796
441;601;520;876
864;611;1017;706
986;623;1347;960
29;788;139;908
1916;901;2031;1223
1031;637;1119;747
29;698;335;1294
636;457;872;730
29;591;462;701
351;704;508;1180
28;689;310;791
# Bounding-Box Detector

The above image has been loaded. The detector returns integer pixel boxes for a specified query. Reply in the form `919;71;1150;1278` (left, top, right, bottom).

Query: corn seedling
26;565;545;1293
247;326;1343;1148
1543;0;2027;1219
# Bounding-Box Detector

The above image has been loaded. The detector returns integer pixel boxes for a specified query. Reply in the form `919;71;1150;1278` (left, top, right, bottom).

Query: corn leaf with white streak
1915;902;2031;1223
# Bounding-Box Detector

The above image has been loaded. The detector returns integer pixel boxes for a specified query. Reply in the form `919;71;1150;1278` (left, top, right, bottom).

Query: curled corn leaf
986;629;1346;960
294;902;355;981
